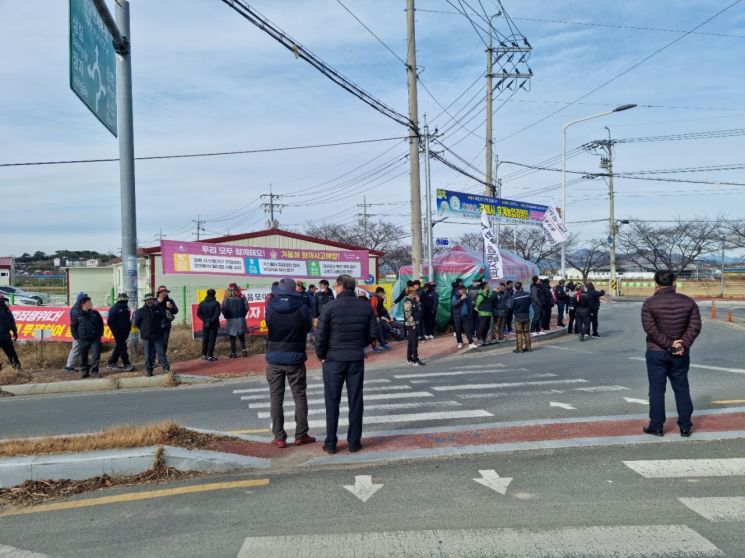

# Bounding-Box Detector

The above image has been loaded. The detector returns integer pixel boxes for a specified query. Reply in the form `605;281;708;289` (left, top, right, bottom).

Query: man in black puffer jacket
134;293;169;376
72;296;104;378
265;278;315;448
107;293;133;371
197;289;222;361
0;295;21;370
315;274;377;454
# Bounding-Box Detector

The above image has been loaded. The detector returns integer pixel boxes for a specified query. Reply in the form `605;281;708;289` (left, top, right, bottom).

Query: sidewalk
174;324;566;379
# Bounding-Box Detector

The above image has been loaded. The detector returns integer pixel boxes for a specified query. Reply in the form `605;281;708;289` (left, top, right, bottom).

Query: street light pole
605;127;617;297
423;115;434;281
560;104;636;278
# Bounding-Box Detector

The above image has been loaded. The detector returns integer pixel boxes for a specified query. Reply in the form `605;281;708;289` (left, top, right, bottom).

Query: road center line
0;479;270;517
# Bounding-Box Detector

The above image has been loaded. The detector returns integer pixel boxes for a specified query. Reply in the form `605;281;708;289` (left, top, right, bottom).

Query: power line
0;136;408;168
336;0;406;66
495;0;743;144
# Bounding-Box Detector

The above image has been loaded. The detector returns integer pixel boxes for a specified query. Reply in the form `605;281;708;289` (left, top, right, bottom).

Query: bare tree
566;239;610;283
501;226;573;271
304;220;408;274
618;217;723;273
725;219;745;249
453;232;483;253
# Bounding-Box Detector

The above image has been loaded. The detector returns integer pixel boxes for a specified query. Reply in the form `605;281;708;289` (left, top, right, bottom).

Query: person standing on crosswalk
315;274;377;454
641;270;701;438
265;278;316;449
509;282;532;353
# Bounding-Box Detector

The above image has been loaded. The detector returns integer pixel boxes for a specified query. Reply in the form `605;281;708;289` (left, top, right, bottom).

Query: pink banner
161;240;369;280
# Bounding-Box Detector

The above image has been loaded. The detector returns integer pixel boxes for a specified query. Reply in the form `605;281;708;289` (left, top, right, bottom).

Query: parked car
0;285;51;305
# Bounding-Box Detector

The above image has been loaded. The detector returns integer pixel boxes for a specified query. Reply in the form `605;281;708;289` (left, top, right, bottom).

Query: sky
1;0;744;256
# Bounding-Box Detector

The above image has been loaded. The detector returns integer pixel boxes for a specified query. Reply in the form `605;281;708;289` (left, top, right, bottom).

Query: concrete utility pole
602;127;617;297
485;28;494;197
423;115;433;280
111;0;138;308
406;0;423;280
720;235;726;297
193;215;206;241
356;196;372;237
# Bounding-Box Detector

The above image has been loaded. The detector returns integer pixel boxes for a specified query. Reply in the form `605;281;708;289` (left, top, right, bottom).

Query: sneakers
413;360;426;366
371;346;383;353
64;366;76;373
200;355;208;361
106;365;118;371
270;439;288;449
294;434;317;446
207;356;218;362
468;343;478;349
124;364;134;371
457;343;463;349
425;335;434;340
591;334;599;338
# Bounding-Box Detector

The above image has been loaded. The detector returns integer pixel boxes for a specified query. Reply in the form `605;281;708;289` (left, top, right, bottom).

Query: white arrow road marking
550;401;576;410
0;543;56;557
342;475;383;503
473;470;513;495
628;357;745;375
623;397;649;405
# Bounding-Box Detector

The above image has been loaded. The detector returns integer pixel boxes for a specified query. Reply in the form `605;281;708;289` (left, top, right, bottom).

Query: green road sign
69;0;117;135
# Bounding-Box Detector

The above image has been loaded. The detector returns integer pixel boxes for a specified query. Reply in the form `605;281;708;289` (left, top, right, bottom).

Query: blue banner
436;189;548;226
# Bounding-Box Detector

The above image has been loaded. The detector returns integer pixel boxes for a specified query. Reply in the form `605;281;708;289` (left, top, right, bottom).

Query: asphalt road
1;439;745;557
2;300;744;440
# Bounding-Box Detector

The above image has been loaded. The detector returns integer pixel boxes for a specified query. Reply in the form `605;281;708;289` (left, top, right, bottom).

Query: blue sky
1;0;744;255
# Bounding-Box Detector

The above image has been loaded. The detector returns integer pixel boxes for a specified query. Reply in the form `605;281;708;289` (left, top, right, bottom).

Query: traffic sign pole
114;0;139;347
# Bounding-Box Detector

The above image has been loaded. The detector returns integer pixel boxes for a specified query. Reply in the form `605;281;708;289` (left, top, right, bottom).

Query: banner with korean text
10;306;115;343
161;240;369;280
480;212;504;280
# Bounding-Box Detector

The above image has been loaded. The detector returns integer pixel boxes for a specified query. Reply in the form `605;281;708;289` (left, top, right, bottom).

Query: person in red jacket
640;270;701;438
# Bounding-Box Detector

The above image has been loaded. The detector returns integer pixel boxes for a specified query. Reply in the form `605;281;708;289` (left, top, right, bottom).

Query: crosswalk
624;457;745;525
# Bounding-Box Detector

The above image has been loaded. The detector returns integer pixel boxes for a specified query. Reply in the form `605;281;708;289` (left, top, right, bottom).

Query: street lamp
560;103;636;278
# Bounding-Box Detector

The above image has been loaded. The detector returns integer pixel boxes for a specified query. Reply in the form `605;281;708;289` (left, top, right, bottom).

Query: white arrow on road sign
343;475;383;503
550;401;576;410
623;397;649;405
473;470;513;495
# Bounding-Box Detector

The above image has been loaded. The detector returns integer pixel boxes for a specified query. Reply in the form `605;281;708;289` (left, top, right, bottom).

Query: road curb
0;445;270;488
0;373;180;397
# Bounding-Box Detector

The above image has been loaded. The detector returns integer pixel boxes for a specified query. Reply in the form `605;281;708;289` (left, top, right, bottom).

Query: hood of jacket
269;287;304;314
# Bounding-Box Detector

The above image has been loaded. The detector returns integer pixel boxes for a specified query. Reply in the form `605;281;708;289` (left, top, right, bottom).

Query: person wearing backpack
474;282;492;346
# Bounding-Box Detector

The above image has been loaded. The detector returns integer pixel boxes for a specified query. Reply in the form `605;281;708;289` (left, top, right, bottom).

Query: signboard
69;0;117;135
436;189;547;227
11;306;115;343
480;212;504;280
161;240;369;280
542;205;569;246
191;301;267;338
435;238;450;246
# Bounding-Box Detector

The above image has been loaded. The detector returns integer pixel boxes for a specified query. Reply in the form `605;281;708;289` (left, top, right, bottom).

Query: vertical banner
542;205;569;245
480;211;504;280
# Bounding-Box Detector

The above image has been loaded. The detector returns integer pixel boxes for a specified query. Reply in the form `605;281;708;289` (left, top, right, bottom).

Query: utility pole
260;184;284;229
485;25;494;197
423;115;433;280
356;195;372;237
406;0;423;280
108;0;138;311
720;235;726;297
193;215;206;241
599;128;617;297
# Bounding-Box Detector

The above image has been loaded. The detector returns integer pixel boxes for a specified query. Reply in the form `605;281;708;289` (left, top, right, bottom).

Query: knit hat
143;293;155;301
278;278;296;292
117;293;129;301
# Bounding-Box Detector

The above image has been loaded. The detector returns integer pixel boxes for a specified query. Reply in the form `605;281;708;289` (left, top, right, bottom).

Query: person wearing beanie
197;288;221;361
0;295;21;370
222;283;249;357
71;296;104;378
64;291;88;373
106;293;133;371
265;277;315;448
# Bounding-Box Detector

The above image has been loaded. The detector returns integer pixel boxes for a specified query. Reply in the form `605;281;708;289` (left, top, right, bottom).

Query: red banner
10;306;116;343
190;301;267;339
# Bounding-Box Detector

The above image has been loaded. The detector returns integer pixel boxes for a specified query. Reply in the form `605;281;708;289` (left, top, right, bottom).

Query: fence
619;278;745;298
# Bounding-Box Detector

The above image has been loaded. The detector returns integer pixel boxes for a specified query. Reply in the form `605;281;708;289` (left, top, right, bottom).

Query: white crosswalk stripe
279;409;494;430
407;372;556;384
394;368;529;379
237;525;723;557
433;379;589;392
240;385;412;401
233;379;390;394
679;497;745;521
576;385;630;392
248;391;434;409
624;458;745;478
257;400;463;419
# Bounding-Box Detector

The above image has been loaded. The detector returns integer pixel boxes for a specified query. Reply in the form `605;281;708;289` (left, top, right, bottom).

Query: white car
0;285;51;305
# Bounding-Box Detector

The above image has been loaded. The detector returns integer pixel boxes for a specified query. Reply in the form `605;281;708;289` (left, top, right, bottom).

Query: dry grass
0;448;202;507
0;421;233;457
0;368;33;386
